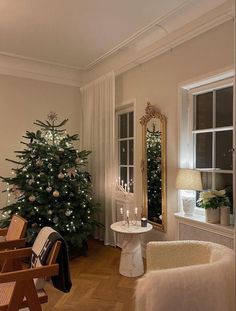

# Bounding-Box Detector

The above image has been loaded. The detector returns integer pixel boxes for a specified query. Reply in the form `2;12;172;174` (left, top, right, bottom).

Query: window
117;110;134;193
191;84;234;210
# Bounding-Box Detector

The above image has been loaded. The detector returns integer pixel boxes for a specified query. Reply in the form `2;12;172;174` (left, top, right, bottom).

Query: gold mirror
140;103;167;232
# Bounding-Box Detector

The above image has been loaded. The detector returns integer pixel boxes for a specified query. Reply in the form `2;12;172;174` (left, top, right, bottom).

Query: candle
126;210;129;218
124;183;127;191
120;207;123;215
121;180;124;187
135;207;138;215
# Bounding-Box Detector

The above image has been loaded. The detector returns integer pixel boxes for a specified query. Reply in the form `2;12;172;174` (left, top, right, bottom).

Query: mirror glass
140;103;167;232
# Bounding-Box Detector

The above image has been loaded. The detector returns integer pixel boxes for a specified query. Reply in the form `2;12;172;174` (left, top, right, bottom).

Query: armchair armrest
0;264;59;284
136;258;234;311
146;241;211;271
0;228;8;236
0;247;32;261
0;238;26;250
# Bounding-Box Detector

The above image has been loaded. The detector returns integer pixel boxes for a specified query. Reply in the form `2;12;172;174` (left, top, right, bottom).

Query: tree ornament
58;172;64;179
48;163;52;169
65;209;72;216
66;167;77;178
53;190;60;197
29;195;36;202
46;186;52;193
31;223;38;228
28;179;34;186
59;148;64;152
53;216;59;224
48;209;52;215
75;157;81;164
36;159;43;167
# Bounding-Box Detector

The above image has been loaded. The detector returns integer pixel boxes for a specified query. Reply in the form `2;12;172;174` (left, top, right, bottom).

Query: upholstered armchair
135;241;234;311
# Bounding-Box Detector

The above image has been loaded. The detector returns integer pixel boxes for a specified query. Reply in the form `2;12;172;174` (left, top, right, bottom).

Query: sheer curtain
81;72;115;245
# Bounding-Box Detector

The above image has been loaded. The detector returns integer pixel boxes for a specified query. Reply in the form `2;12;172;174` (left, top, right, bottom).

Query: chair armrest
146;241;211;271
0;238;26;250
0;264;59;283
0;247;32;261
136;259;234;311
0;228;8;236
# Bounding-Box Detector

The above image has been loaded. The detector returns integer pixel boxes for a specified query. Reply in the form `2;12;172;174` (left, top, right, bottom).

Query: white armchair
135;240;234;311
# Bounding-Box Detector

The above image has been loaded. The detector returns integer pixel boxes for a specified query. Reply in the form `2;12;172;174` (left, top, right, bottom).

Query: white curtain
81;72;115;245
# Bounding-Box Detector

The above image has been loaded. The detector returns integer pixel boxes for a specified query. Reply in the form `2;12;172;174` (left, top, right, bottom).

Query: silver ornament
46;186;52;193
48;209;52;215
65;209;72;216
53;216;58;224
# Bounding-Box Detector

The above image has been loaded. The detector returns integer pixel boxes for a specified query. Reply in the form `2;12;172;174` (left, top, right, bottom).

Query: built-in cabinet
175;212;234;249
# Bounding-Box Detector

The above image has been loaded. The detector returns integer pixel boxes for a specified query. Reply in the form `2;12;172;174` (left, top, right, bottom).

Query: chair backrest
6;215;28;241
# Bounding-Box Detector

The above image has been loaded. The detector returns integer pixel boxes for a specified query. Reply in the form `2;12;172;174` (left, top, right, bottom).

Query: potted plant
198;190;229;224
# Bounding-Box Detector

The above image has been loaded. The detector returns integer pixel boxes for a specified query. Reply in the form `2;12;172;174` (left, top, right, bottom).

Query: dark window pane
119;141;127;165
119;114;127;138
195;92;213;129
129;167;134;193
129;112;134;137
129;140;133;165
215;173;232;190
215;173;233;213
201;172;212;190
120;167;127;186
216;87;233;127
216;131;233;170
196;133;212;168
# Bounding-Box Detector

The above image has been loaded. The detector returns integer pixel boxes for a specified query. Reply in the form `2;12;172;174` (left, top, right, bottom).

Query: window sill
174;212;234;237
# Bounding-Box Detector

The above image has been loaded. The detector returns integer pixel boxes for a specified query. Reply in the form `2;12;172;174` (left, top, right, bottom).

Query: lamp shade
176;169;203;191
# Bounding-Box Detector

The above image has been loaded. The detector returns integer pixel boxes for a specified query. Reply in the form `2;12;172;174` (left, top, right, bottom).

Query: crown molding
82;0;234;84
0;53;84;87
0;0;233;87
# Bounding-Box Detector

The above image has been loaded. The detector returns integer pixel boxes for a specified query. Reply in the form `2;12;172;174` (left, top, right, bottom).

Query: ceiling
0;0;225;70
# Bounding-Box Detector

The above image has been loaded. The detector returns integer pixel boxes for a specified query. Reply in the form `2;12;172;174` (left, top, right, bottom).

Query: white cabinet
175;212;234;249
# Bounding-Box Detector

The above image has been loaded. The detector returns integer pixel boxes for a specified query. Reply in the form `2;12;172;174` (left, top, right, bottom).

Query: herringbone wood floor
43;239;138;311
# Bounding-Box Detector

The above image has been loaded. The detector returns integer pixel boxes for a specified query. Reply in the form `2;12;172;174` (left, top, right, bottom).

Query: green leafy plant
197;189;230;209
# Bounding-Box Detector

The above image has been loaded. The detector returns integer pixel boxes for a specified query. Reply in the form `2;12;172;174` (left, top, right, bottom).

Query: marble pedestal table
111;221;153;277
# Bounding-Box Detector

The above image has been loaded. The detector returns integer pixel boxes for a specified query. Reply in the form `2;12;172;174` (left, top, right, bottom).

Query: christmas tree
146;124;162;224
0;112;100;248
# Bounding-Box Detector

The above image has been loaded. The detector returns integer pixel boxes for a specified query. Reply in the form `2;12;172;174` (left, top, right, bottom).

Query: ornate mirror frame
140;102;167;232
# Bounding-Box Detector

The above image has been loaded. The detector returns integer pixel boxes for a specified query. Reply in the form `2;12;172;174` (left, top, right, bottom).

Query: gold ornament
75;157;81;164
29;195;36;202
58;172;64;179
53;190;60;197
36;159;43;167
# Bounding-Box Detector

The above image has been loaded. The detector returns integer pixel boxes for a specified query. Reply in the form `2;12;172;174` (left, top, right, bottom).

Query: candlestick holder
131;214;138;225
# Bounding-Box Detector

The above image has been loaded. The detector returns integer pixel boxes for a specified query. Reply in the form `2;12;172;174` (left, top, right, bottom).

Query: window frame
115;102;135;196
179;75;234;216
190;81;234;190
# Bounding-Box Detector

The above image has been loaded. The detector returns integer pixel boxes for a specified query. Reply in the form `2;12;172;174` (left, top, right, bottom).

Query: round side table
111;221;153;277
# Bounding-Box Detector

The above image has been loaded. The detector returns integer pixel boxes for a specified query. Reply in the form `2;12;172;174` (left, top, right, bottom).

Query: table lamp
176;169;203;215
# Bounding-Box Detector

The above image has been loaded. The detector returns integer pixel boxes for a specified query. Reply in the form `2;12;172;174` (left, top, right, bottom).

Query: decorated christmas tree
0;112;100;248
146;124;162;224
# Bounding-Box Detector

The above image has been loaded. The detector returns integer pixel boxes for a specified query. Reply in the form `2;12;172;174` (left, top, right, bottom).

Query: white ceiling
0;0;202;69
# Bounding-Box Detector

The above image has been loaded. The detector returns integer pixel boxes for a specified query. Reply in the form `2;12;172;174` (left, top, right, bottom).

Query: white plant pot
220;206;230;226
206;208;220;224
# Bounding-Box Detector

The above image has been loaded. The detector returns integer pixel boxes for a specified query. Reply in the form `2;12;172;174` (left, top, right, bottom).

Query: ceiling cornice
0;0;233;87
82;0;234;85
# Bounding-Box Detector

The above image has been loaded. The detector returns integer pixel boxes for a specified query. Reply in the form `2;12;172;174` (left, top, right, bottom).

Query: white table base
119;234;144;277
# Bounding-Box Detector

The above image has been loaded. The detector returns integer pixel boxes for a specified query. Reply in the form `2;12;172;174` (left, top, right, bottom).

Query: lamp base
182;196;195;216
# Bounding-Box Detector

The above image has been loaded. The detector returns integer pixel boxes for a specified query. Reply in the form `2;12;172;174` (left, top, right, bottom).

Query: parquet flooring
42;239;138;311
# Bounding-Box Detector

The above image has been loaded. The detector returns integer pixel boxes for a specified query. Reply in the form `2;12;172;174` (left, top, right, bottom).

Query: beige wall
0;75;81;208
115;21;234;241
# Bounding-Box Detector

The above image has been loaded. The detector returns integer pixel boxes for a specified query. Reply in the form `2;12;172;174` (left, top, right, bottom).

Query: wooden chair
0;240;61;311
0;215;28;272
0;215;27;250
